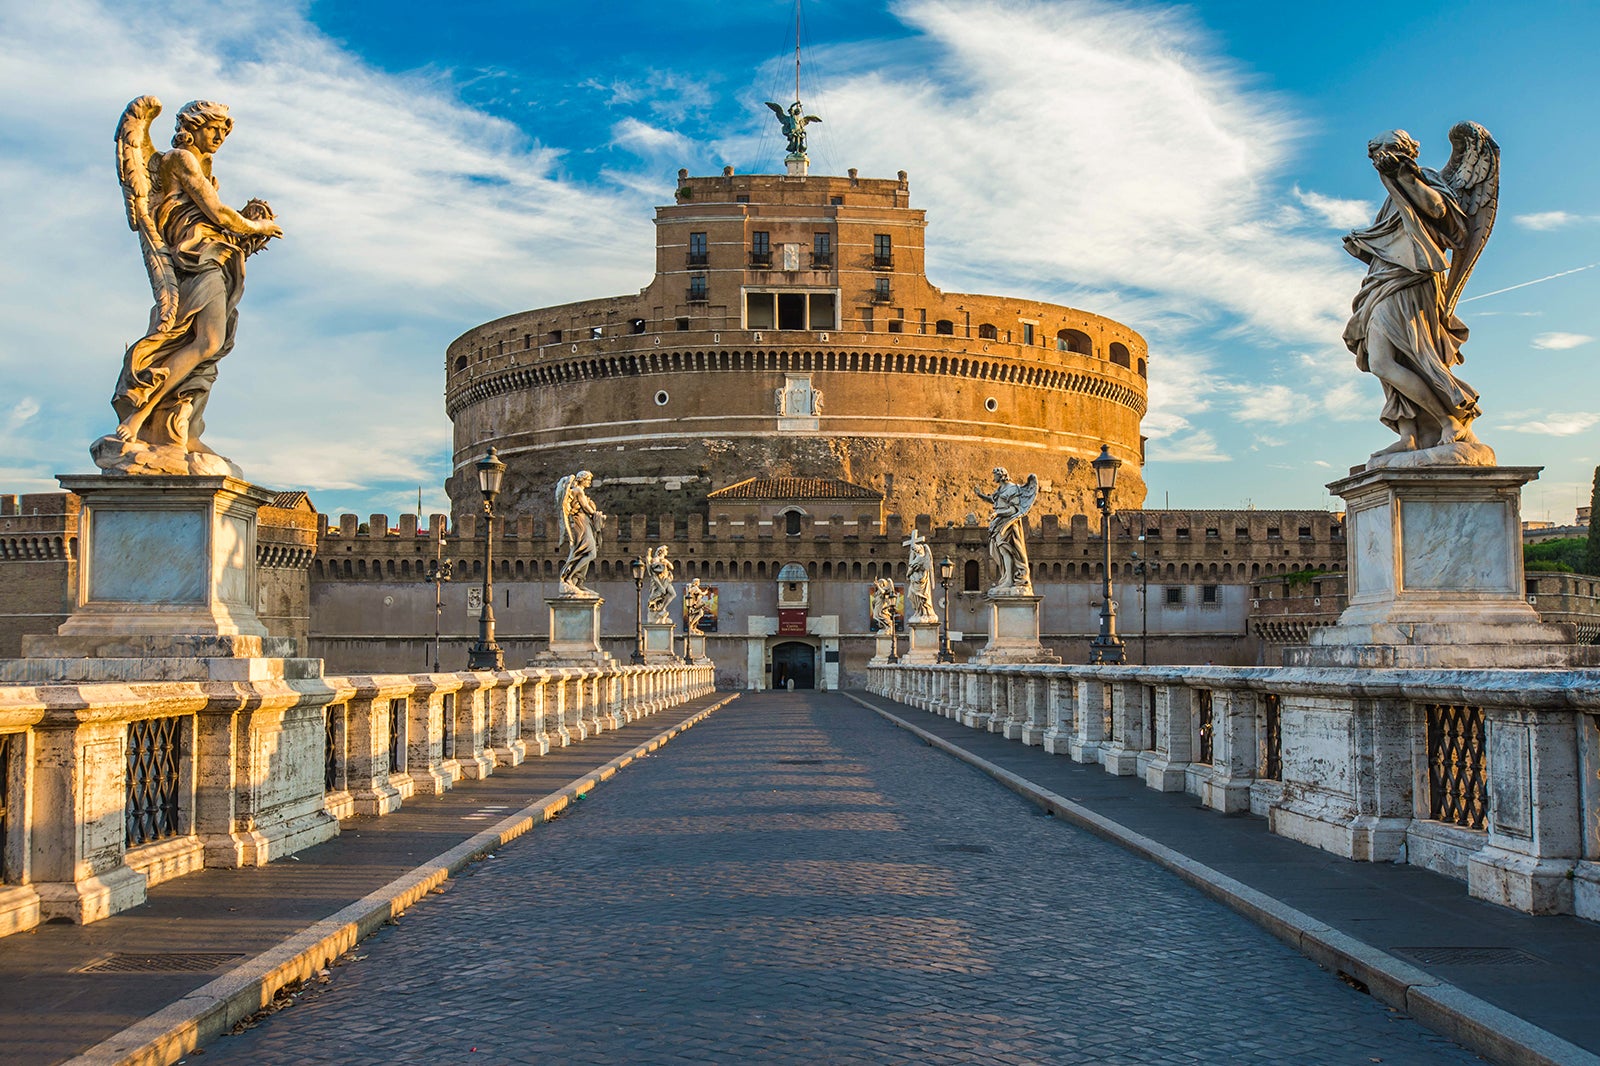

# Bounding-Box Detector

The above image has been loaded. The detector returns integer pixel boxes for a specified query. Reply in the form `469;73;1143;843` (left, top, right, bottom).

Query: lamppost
426;532;452;672
630;555;647;665
887;586;900;664
1130;548;1150;666
936;556;956;663
467;447;505;671
1089;444;1126;664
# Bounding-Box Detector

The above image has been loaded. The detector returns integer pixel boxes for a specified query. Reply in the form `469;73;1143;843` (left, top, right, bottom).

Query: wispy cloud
1514;210;1597;231
1532;331;1594;351
1498;412;1600;437
1292;186;1374;229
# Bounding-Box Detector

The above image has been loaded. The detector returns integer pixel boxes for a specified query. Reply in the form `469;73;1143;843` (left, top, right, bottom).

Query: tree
1587;466;1600;576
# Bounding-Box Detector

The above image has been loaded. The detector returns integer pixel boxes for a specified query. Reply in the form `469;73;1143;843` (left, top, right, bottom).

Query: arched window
453;355;468;371
977;323;998;340
785;510;803;535
964;559;981;592
1057;329;1092;355
1109;342;1131;367
1136;357;1147;378
935;319;954;335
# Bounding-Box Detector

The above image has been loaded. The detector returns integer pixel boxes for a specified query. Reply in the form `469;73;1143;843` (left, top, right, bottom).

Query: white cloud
1498;413;1600;437
1229;384;1304;425
1292;186;1374;229
1514;211;1593;231
610;117;691;156
1147;429;1229;463
1532;332;1594;351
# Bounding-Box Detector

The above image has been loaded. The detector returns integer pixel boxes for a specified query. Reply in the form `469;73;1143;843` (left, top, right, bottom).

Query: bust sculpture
97;96;282;477
1342;122;1500;469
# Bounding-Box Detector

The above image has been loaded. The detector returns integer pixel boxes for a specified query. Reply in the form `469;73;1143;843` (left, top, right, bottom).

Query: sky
1;0;1596;524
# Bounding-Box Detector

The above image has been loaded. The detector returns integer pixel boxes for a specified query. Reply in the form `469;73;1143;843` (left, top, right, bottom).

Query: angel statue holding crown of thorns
1342;122;1500;469
95;96;282;477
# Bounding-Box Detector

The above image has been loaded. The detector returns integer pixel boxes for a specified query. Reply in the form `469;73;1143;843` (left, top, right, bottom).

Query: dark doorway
778;292;807;330
771;641;816;690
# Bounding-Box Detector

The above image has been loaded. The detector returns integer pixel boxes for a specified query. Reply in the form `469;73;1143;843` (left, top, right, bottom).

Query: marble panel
1351;500;1393;599
1489;719;1533;839
217;514;251;607
90;509;206;604
1401;499;1511;591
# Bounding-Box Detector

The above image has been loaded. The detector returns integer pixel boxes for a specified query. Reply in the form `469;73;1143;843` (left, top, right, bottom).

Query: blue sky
1;0;1596;523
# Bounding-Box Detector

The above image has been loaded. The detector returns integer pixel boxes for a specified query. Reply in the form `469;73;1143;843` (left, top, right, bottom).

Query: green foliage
1525;537;1587;574
1282;568;1325;586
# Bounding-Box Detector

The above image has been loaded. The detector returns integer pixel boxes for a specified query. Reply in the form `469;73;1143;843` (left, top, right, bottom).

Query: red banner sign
778;608;808;635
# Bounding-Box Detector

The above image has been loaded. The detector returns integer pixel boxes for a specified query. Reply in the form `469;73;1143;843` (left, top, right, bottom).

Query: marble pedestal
642;621;679;663
899;621;943;664
532;595;615;667
1289;465;1595;669
970;594;1060;665
684;633;709;663
871;629;900;664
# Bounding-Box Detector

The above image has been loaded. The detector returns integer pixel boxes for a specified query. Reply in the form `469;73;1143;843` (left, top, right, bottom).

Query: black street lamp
936;556;956;663
426;531;452;672
630;555;647;664
467;447;505;671
887;589;900;663
1089;444;1126;665
1131;545;1150;666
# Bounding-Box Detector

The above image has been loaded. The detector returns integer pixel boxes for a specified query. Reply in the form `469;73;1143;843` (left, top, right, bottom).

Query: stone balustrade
0;661;715;939
867;661;1600;923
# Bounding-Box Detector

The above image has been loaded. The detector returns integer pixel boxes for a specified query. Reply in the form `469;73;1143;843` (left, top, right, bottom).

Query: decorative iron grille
0;733;11;882
1426;703;1487;830
1196;690;1214;764
324;705;341;793
441;694;456;760
387;699;405;774
126;717;182;847
1262;693;1283;780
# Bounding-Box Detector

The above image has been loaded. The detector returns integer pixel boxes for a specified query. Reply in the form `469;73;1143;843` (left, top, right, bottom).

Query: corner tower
445;166;1149;522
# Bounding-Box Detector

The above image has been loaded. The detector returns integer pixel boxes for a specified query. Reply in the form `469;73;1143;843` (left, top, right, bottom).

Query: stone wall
0;494;78;658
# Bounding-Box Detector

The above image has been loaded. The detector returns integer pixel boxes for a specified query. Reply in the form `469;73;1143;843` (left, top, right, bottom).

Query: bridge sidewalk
0;692;736;1066
849;690;1600;1066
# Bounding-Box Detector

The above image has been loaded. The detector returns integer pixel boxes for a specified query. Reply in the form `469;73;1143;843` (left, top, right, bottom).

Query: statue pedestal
1289;465;1596;668
900;621;943;664
871;629;899;664
971;594;1060;665
531;595;615;667
684;633;709;663
642;621;678;663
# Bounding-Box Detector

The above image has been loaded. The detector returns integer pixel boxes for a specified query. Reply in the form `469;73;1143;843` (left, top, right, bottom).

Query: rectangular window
873;233;892;267
736;194;750;203
746;292;775;329
1236;527;1250;539
1267;527;1282;539
1201;584;1219;604
813;233;832;268
777;292;806;330
1206;527;1220;539
688;231;707;266
808;293;836;330
873;277;891;302
688;274;708;301
1298;526;1312;539
751;231;770;265
1164;586;1184;606
1022;323;1035;345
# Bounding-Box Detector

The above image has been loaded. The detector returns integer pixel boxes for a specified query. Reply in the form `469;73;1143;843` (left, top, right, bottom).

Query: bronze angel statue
1342;122;1499;468
96;96;282;477
765;100;820;157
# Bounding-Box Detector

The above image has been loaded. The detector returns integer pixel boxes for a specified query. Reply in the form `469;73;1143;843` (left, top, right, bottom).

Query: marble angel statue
682;578;708;635
647;545;677;623
903;530;938;623
976;467;1038;595
97;96;282;476
869;577;898;633
1342;122;1500;468
556;471;603;596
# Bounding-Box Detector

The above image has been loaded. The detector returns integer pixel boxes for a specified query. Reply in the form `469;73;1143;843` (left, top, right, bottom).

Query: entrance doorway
771;641;816;690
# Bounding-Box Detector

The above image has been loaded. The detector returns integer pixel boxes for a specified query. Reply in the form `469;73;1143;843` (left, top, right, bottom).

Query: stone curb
66;693;740;1066
848;693;1600;1066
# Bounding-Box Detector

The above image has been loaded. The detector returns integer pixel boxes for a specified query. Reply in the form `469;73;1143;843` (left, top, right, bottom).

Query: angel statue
976;466;1039;596
903;530;938;624
96;96;282;477
869;577;898;633
682;578;708;635
556;471;604;596
765;100;821;158
647;545;677;623
1342;122;1500;469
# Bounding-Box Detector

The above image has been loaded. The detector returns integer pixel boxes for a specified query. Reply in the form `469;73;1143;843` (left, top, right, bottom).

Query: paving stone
201;693;1483;1065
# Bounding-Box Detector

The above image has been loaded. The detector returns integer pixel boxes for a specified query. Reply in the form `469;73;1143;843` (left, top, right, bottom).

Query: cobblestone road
205;693;1480;1065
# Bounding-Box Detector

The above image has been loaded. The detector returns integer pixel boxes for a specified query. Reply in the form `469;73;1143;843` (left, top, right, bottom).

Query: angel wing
554;475;575;548
115;96;180;332
803;114;822;126
1439;121;1500;317
1017;474;1040;517
765;101;787;120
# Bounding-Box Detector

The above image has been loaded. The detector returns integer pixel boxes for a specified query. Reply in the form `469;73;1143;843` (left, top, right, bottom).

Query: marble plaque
1401;500;1511;591
90;508;206;604
1489;720;1532;838
218;514;251;606
1351;500;1393;599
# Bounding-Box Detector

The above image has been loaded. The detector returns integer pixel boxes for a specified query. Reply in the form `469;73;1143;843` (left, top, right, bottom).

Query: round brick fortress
446;169;1148;523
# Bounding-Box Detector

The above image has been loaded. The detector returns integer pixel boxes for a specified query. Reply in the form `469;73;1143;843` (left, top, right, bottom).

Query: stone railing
867;662;1600;923
0;661;715;939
